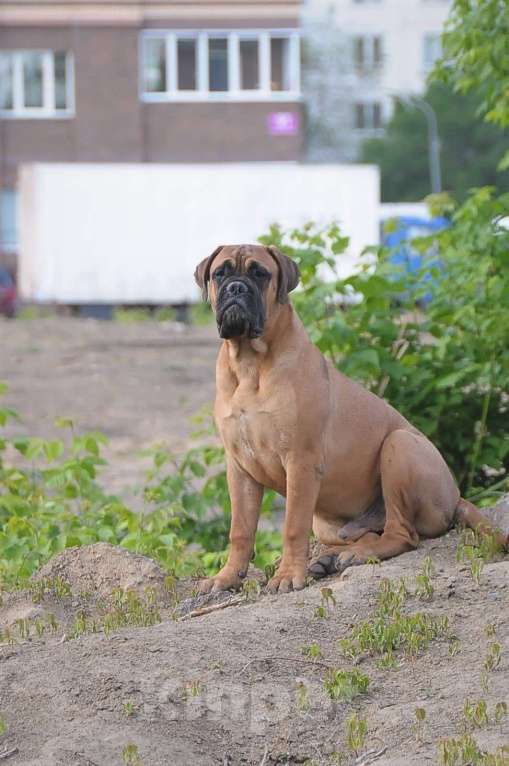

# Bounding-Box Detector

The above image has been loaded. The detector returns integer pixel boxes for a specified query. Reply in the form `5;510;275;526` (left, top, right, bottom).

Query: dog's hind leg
310;429;460;579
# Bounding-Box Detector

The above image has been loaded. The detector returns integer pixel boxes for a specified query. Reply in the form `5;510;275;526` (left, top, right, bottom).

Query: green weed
438;734;509;766
296;680;310;713
495;702;508;724
122;743;143;766
122;700;137;717
456;528;505;586
301;642;323;660
412;707;427;742
314;587;337;619
323;668;370;702
181;680;203;700
338;578;450;666
241;579;261;601
345;712;368;757
463;699;489;729
414;556;434;601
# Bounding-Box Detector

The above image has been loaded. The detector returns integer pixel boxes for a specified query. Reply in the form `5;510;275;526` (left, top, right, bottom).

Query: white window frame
0;50;75;119
139;29;301;102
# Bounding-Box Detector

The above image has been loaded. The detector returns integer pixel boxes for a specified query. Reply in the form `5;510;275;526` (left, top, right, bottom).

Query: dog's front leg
199;457;263;594
267;459;321;594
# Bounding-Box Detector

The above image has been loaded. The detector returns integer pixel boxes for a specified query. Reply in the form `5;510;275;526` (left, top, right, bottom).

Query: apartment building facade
0;0;302;264
304;0;452;161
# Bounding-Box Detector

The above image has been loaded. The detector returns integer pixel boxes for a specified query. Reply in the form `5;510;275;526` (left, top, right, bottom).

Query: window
423;33;442;72
270;37;290;91
240;39;259;90
0;190;18;252
354;102;383;129
0;50;74;118
143;38;166;93
209;38;228;92
178;39;197;90
140;30;300;101
353;35;383;73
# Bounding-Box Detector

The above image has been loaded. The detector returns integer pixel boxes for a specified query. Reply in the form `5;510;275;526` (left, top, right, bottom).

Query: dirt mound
33;542;170;601
0;544;183;637
1;510;508;765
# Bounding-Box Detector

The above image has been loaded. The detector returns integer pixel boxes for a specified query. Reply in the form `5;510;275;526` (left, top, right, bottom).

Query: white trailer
19;162;380;305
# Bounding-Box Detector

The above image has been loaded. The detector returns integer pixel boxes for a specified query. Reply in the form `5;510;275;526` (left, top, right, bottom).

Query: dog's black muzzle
216;277;265;339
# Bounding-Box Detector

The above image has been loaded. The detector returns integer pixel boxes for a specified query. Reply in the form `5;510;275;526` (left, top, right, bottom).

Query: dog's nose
225;280;248;296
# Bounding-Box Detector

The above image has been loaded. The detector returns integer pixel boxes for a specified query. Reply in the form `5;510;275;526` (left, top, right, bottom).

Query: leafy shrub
259;195;509;499
0;392;279;586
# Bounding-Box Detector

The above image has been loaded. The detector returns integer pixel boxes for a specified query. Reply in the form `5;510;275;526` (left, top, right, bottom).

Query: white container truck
19;162;380;306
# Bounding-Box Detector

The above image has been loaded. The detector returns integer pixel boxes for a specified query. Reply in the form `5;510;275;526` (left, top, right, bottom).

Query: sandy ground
0;317;219;496
0;534;508;766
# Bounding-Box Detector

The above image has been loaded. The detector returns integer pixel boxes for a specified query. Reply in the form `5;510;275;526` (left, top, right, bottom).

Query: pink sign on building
267;112;300;136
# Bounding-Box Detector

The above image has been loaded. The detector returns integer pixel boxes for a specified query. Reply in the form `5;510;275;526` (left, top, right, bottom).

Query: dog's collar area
250;338;268;354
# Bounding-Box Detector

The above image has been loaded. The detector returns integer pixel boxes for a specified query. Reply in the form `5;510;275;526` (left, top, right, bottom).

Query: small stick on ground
259;745;269;766
239;656;333;674
179;595;245;621
0;748;19;761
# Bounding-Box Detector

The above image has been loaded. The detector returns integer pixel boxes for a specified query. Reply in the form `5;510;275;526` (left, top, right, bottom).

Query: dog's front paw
266;563;307;594
199;567;244;594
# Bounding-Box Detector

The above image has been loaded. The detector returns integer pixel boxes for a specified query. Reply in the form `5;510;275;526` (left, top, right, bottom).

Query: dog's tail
454;497;509;551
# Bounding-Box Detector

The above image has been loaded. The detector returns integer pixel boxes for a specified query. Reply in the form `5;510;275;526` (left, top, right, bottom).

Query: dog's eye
250;266;269;280
214;268;226;280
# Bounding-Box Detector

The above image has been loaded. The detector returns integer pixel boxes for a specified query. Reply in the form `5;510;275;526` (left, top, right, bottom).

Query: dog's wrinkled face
194;244;299;340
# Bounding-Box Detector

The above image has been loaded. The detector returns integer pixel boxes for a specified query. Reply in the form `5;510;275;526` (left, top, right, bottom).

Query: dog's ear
194;246;224;301
266;245;300;304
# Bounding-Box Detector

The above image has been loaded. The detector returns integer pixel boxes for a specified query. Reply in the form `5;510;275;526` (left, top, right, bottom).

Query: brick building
0;0;302;265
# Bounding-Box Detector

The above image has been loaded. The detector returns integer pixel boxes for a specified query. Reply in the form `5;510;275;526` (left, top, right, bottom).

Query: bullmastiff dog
194;244;507;594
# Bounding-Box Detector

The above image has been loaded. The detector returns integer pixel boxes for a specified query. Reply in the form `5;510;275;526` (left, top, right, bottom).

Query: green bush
259;196;509;499
0;393;280;587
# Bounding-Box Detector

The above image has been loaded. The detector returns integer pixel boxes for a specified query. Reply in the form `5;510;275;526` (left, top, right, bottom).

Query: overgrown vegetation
0;392;278;587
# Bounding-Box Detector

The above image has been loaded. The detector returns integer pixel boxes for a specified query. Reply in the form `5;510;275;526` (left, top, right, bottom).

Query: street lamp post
397;94;442;195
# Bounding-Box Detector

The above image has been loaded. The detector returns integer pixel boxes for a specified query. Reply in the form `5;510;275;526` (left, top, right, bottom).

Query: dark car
0;267;17;318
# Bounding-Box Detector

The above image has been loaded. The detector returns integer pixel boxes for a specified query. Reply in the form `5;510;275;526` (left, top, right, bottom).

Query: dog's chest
217;394;290;487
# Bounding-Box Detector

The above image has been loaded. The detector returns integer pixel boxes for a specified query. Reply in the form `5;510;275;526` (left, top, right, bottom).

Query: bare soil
0;533;508;766
0;318;508;765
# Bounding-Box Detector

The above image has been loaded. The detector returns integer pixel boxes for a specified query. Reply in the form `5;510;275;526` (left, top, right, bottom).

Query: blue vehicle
383;215;450;304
